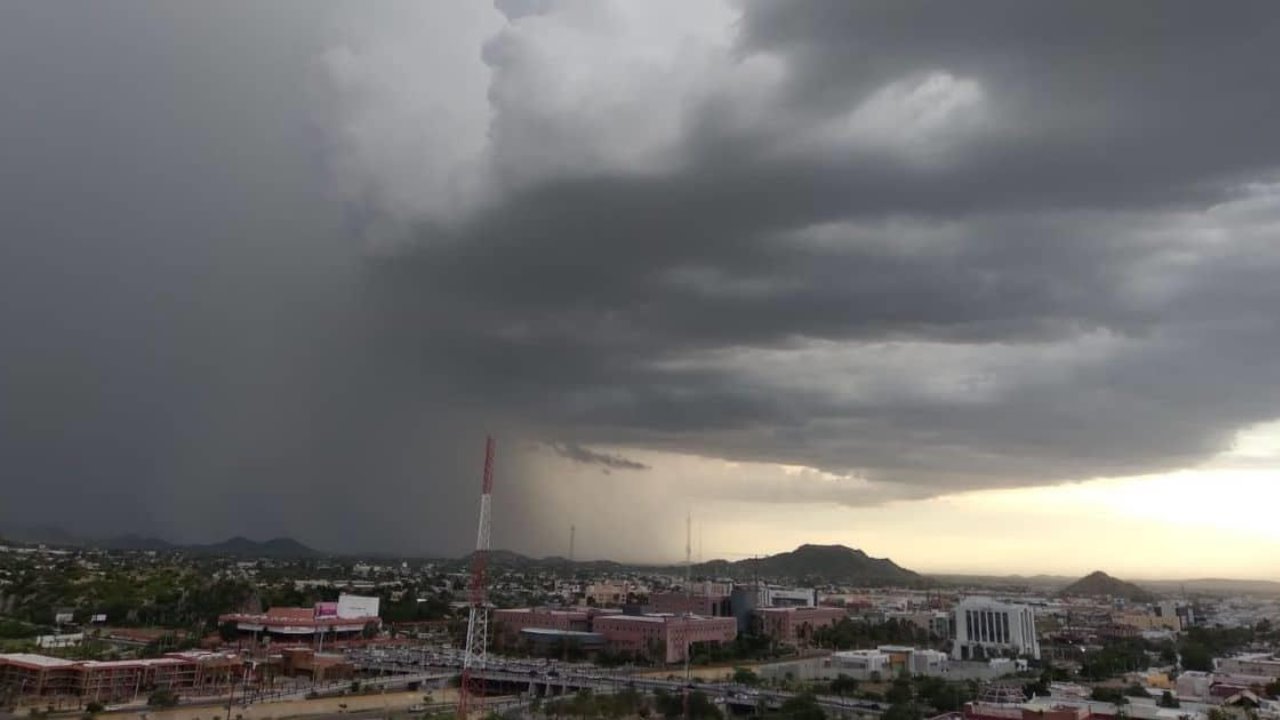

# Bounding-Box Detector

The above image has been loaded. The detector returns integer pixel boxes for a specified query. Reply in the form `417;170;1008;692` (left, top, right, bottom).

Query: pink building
757;606;847;647
648;592;729;617
592;614;737;664
492;608;590;647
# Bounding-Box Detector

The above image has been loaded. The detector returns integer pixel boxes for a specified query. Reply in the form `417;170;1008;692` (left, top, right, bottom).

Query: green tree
1180;642;1213;672
1090;687;1128;705
830;674;859;697
778;692;825;720
219;620;239;643
883;703;923;720
732;667;761;686
1158;691;1180;708
84;702;105;715
887;677;914;704
147;689;180;708
1124;684;1150;698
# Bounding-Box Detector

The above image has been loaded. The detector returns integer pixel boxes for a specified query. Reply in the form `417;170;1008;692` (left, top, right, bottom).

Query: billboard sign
90;614;107;623
336;593;380;619
54;612;74;624
314;602;338;619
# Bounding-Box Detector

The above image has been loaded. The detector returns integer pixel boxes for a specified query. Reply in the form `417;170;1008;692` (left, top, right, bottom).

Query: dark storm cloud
547;443;650;472
4;0;1280;556
352;0;1280;499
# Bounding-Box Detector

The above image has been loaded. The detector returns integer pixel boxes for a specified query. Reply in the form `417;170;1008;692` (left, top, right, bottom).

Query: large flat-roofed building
518;628;607;655
592;614;737;664
492;608;591;647
756;606;847;647
491;607;735;663
951;597;1040;661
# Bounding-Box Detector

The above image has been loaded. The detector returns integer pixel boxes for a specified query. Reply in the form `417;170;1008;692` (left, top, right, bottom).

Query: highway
345;648;887;717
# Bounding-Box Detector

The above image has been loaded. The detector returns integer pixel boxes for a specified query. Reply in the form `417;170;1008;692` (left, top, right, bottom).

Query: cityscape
3;500;1280;720
4;2;1280;720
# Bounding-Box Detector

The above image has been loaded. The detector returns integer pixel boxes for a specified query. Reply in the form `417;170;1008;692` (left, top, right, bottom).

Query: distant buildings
951;596;1040;660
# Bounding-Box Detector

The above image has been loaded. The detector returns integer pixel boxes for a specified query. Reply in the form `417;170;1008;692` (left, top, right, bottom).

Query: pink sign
314;602;338;619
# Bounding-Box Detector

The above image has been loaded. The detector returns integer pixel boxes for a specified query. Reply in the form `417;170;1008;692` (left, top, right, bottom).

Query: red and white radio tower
458;436;496;719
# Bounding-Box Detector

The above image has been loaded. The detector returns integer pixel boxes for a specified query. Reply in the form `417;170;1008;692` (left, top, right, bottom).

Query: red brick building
756;606;847;647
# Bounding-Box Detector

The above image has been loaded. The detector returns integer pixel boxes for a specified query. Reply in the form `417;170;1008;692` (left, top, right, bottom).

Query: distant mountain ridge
1;525;320;558
1060;570;1156;601
478;543;921;586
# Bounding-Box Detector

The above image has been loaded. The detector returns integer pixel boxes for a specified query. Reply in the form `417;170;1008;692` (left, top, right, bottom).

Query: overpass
349;656;886;717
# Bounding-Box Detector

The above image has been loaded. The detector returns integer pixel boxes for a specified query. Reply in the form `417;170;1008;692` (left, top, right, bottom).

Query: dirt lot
105;689;459;720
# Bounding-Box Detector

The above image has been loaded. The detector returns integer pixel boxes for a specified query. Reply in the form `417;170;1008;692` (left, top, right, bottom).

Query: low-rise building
492;608;590;647
0;651;246;704
831;649;890;678
878;644;949;676
591;614;737;664
649;591;731;617
756;606;847;647
1218;653;1280;680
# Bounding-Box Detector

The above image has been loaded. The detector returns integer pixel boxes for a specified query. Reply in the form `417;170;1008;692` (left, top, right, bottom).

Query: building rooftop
0;653;77;668
520;628;604;639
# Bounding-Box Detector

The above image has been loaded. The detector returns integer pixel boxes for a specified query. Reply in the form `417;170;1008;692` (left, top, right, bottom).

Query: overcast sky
2;1;1279;578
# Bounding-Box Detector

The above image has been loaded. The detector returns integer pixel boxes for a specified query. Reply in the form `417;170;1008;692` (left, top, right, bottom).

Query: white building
760;586;817;607
831;649;890;678
1218;653;1280;680
951;596;1040;661
879;645;950;675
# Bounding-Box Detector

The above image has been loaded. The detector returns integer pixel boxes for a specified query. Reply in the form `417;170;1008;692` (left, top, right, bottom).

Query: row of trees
812;618;935;650
533;688;721;720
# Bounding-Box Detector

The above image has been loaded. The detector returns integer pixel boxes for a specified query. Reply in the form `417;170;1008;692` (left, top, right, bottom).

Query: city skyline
3;2;1280;578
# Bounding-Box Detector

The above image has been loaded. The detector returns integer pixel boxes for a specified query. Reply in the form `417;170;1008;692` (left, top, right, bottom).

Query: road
345;647;887;717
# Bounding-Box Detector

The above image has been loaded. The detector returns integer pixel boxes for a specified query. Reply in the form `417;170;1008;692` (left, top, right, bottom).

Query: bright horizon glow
524;420;1280;581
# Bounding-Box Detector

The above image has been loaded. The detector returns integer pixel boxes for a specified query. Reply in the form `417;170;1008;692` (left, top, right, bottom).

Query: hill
0;525;321;558
459;543;919;585
191;536;320;558
1060;571;1155;601
706;544;921;586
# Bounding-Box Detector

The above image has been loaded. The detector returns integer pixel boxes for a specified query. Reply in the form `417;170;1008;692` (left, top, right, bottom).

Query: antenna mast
683;511;693;719
458;436;496;719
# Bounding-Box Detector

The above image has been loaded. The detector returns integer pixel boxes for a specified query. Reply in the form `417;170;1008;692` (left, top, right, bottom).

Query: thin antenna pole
698;522;703;565
684;510;693;720
569;524;576;564
458;436;496;720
